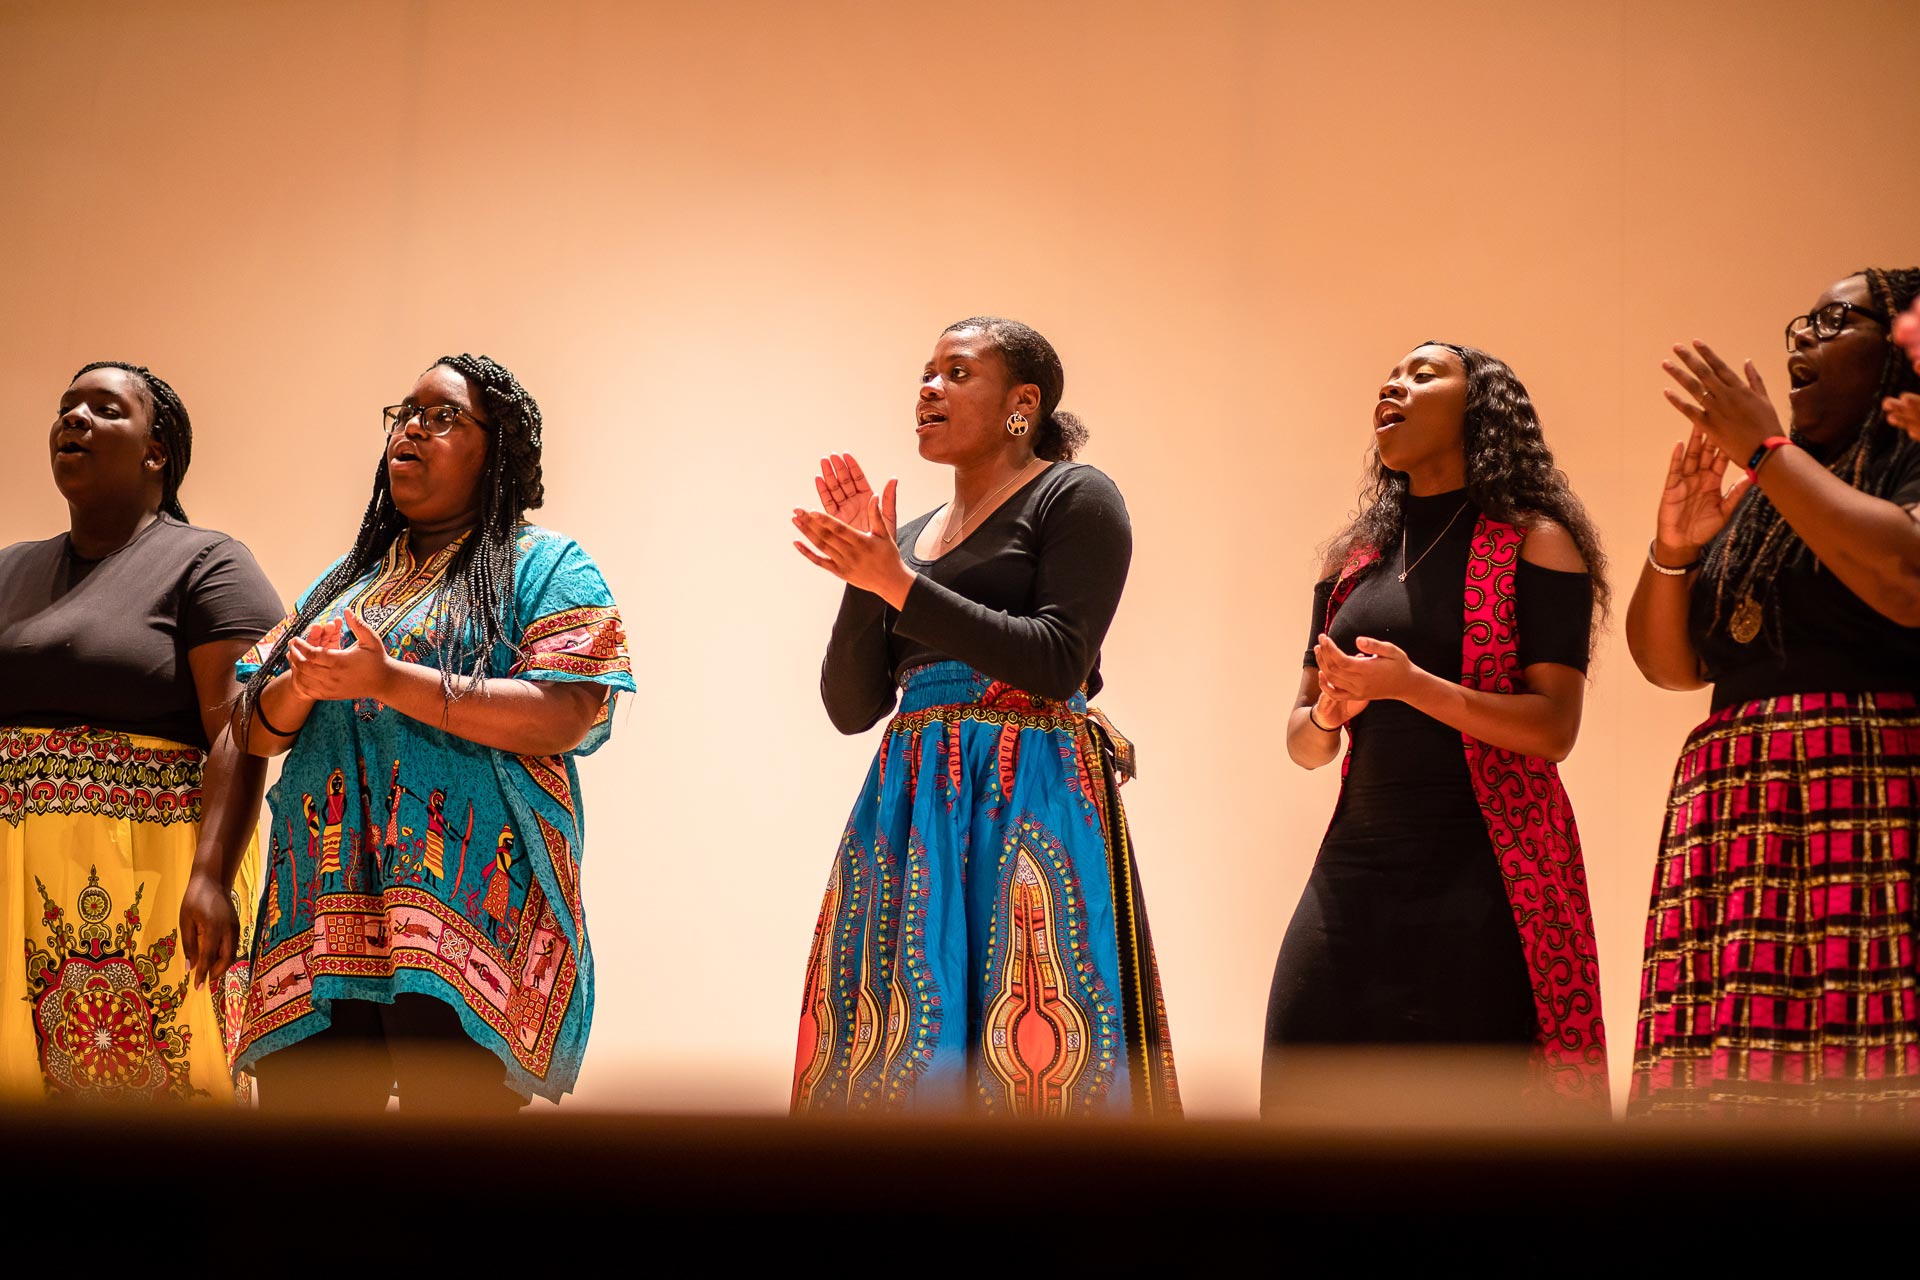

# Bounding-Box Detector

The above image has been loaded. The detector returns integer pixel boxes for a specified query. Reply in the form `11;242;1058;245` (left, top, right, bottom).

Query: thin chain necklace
1399;499;1472;582
941;459;1042;546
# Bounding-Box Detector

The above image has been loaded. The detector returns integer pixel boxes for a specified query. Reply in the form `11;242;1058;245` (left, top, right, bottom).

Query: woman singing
1628;267;1920;1114
1;361;282;1101
1267;342;1610;1115
789;316;1180;1118
232;354;633;1112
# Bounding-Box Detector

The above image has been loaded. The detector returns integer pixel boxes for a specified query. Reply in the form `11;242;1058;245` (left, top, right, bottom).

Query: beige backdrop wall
2;0;1916;1115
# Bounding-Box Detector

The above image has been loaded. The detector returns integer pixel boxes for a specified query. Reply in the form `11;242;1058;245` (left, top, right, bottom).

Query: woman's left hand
287;608;396;702
1662;340;1782;462
178;869;239;990
793;478;918;609
1314;633;1427;703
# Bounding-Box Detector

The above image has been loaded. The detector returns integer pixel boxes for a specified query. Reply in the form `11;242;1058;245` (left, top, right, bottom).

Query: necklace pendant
1396;571;1408;582
1729;594;1763;645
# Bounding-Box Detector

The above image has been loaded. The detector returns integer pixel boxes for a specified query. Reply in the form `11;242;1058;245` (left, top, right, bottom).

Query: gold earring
1006;412;1030;437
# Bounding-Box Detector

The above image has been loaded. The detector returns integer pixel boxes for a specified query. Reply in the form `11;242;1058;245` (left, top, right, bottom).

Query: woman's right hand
1655;426;1751;562
815;454;876;534
1314;690;1370;729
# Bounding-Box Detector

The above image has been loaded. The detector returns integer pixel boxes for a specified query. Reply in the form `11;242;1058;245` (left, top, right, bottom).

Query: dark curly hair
69;360;192;522
239;354;545;728
1700;267;1920;651
1326;341;1611;653
941;316;1089;461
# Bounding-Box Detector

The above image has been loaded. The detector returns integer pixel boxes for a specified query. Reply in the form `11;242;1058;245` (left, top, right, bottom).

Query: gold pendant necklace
1729;594;1764;645
942;460;1038;547
1399;500;1472;582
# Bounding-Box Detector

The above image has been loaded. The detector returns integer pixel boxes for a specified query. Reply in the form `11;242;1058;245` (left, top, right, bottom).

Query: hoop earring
1006;412;1031;437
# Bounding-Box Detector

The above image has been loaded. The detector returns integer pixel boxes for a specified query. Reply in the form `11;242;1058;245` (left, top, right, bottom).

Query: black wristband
254;695;296;740
1308;707;1337;733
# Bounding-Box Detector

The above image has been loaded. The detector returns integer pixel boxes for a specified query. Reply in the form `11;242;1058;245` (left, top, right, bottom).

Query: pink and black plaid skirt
1632;691;1920;1116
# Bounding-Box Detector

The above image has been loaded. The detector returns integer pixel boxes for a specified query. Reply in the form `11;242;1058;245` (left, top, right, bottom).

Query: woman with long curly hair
1628;267;1920;1115
231;355;633;1112
1265;342;1610;1116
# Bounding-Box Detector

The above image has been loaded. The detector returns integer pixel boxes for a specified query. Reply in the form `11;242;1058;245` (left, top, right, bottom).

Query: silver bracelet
1646;540;1699;576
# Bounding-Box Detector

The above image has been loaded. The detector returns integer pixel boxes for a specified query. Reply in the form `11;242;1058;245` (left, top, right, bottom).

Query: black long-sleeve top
820;462;1131;733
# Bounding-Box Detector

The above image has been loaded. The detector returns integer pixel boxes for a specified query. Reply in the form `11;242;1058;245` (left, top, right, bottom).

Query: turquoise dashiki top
233;525;634;1100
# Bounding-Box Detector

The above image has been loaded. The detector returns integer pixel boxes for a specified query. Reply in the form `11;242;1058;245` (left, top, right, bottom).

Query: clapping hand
1886;306;1920;442
287;609;395;702
1662;340;1782;462
1314;633;1422;705
1655;426;1752;561
793;470;918;608
815;454;877;532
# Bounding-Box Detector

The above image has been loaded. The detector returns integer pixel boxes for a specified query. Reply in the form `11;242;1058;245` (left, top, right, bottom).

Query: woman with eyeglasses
230;355;633;1113
1;361;283;1102
1628;267;1920;1115
787;316;1180;1117
1265;342;1611;1118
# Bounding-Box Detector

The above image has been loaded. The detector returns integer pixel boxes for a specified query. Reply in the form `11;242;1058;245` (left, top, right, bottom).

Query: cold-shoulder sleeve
507;530;636;757
1302;579;1335;667
892;466;1131;700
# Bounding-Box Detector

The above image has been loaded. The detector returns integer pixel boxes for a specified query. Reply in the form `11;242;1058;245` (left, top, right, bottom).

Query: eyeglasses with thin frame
380;402;484;437
1783;301;1891;350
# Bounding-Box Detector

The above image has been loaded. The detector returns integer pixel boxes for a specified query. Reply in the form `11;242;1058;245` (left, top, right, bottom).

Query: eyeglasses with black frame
1783;301;1891;350
380;402;483;437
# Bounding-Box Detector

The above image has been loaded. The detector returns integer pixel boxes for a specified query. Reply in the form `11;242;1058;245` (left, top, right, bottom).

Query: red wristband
1745;435;1790;478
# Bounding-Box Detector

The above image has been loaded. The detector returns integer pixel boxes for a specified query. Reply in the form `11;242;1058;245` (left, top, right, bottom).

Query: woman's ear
1012;382;1043;417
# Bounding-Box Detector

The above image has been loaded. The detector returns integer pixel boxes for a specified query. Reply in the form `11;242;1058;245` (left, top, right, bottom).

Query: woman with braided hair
788;317;1181;1117
1;361;283;1101
1628;267;1920;1115
232;354;633;1112
1266;342;1610;1117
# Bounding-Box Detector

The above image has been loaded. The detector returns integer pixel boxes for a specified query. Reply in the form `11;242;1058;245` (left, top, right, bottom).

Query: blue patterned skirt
792;661;1180;1118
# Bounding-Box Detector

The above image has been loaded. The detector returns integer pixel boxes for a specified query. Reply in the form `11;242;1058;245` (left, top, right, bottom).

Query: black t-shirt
0;515;284;748
820;462;1130;733
1304;492;1593;790
1690;445;1920;710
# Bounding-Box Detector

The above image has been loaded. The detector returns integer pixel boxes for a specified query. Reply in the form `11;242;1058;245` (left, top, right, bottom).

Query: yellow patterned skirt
1;726;259;1103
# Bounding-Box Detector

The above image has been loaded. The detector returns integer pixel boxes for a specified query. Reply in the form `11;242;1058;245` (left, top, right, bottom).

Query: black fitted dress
1262;490;1591;1109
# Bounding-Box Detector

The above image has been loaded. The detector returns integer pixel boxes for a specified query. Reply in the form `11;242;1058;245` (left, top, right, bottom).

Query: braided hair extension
237;354;546;731
70;360;192;521
1699;267;1920;651
941;316;1090;461
1325;342;1612;654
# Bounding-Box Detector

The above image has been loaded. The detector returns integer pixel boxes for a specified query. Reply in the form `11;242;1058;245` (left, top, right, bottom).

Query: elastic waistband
1700;689;1920;729
896;661;1088;716
0;724;203;760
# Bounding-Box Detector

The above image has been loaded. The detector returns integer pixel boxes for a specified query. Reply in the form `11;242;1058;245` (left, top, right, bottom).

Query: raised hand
1656;426;1751;561
814;454;876;534
1887;392;1920;443
793;477;918;608
1662;340;1782;462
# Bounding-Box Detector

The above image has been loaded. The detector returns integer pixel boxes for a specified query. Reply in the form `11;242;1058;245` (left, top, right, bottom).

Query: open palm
1658;427;1751;555
814;454;876;534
